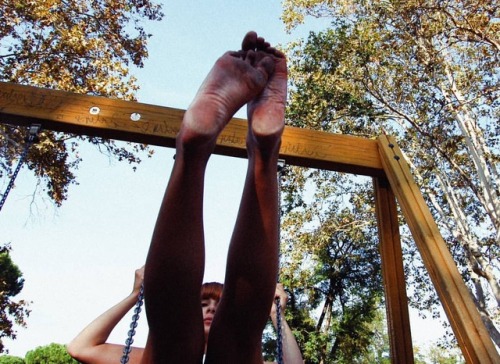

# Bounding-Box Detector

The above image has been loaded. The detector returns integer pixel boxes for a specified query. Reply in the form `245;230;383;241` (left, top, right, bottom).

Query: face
201;298;219;335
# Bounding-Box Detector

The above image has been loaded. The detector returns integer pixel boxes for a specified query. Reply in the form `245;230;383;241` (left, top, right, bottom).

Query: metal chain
120;284;145;364
275;159;286;364
0;124;41;213
275;295;284;364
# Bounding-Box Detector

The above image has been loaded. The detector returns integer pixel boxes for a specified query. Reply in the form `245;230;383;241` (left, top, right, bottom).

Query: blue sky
0;1;446;358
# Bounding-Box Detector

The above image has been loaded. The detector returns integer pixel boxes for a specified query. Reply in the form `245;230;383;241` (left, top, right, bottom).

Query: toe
242;31;258;51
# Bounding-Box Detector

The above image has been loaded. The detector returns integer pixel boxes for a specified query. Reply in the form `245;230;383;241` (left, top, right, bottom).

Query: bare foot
245;35;287;154
180;39;276;152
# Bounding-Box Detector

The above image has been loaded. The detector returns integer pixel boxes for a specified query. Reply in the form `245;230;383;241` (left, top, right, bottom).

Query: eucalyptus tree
280;0;499;348
0;0;163;205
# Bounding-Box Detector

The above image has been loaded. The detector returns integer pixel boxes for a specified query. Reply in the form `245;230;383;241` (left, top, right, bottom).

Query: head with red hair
201;282;223;302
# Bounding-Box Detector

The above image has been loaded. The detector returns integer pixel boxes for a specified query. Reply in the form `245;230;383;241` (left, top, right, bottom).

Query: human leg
205;33;288;364
140;39;276;364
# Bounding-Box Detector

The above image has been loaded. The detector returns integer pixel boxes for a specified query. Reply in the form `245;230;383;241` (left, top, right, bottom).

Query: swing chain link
275;159;286;364
275;296;284;364
0;124;41;213
120;284;145;364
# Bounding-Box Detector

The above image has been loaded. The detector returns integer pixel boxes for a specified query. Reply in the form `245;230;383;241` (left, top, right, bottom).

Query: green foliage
0;0;163;205
0;244;30;354
25;343;77;364
341;308;391;364
0;355;25;364
427;343;465;364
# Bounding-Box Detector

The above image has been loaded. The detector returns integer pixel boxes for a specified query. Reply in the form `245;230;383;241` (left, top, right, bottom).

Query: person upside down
67;31;303;364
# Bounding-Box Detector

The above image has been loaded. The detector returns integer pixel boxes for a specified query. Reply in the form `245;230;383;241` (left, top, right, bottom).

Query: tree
427;343;465;364
0;244;30;354
25;343;76;364
265;169;386;362
0;355;25;364
0;0;163;206
361;309;391;364
280;0;499;348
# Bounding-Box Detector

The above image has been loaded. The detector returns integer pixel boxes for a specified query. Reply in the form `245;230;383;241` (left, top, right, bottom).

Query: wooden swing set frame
0;82;498;363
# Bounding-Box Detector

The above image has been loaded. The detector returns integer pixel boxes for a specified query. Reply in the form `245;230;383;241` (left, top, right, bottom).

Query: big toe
242;31;258;51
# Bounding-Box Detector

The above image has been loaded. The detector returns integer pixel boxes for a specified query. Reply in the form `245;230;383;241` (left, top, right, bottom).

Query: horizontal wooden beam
0;82;384;176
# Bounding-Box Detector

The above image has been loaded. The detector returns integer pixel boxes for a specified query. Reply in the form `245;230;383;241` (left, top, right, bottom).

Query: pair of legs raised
141;32;287;364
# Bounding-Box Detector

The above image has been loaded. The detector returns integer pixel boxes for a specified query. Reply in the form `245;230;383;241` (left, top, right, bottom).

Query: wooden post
377;135;499;363
374;177;414;363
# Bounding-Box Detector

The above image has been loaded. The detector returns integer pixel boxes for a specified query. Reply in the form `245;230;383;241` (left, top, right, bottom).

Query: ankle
247;131;282;154
246;137;282;166
175;125;216;163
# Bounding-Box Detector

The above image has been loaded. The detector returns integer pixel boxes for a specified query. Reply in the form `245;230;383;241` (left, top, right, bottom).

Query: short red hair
201;282;223;301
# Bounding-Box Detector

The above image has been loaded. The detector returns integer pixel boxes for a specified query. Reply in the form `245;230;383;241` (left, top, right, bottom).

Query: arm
265;283;304;364
67;267;145;364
